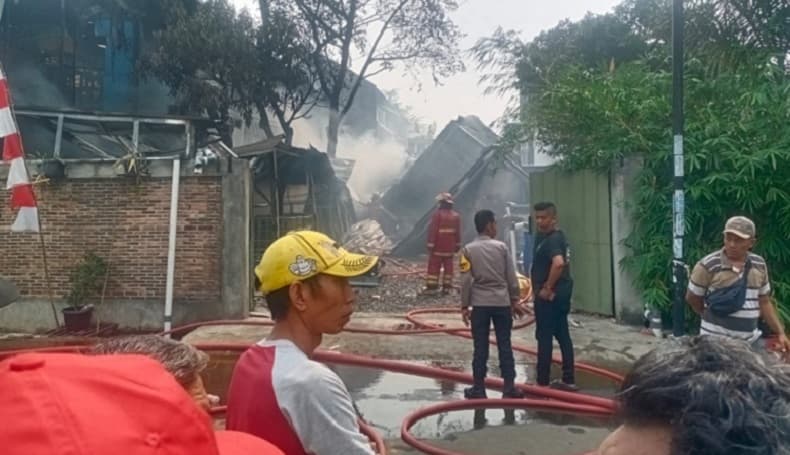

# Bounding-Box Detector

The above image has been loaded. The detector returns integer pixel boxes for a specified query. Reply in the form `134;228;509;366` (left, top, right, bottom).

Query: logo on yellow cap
255;230;380;295
342;256;376;273
289;256;318;277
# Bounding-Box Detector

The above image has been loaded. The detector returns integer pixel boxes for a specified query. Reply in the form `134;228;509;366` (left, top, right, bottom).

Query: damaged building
0;0;371;333
375;115;500;240
392;146;530;257
373;115;529;256
236;137;356;259
0;108;252;332
0;0;177;115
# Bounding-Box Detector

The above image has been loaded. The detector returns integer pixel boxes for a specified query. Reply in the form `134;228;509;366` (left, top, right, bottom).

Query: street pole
671;0;686;337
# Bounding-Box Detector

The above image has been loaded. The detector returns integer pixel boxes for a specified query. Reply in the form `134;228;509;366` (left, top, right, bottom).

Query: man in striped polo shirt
686;216;790;352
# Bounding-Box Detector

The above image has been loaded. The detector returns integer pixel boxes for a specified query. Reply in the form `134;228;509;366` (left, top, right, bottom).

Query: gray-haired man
685;216;790;353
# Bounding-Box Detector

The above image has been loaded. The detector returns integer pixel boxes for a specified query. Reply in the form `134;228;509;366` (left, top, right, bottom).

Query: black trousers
534;284;575;385
471;306;516;387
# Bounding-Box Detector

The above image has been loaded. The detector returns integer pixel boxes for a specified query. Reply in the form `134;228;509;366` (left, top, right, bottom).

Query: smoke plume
291;109;410;203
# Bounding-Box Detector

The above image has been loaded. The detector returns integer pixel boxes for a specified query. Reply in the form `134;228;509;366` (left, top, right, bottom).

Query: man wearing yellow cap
226;231;378;455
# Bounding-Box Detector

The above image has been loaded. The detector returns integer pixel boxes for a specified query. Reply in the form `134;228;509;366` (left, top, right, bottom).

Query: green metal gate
530;168;614;316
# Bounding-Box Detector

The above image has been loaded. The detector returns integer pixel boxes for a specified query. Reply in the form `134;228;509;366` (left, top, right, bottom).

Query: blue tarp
522;231;534;276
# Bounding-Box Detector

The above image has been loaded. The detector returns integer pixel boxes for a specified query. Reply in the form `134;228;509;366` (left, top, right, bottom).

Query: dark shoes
464;386;488;399
464;386;526;399
420;287;440;297
502;387;525;399
549;380;580;392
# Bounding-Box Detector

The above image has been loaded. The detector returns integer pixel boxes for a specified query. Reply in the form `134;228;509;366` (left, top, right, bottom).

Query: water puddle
0;337;624;453
202;351;621;453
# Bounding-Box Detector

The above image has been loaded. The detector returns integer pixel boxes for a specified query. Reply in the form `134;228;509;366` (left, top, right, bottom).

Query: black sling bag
705;260;751;316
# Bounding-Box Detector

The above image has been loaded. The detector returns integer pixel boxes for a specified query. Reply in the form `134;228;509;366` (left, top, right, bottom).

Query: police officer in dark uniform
531;202;577;391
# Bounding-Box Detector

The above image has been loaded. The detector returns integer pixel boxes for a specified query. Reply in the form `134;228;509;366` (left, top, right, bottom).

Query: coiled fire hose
0;304;624;455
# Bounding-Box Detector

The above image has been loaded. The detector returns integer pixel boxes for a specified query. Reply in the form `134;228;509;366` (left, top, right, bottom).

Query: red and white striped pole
0;69;39;232
1;65;59;327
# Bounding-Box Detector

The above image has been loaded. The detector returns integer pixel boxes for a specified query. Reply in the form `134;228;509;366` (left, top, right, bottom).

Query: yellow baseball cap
254;230;379;294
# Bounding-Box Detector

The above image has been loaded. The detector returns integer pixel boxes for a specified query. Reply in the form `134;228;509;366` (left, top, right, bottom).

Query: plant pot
62;305;94;332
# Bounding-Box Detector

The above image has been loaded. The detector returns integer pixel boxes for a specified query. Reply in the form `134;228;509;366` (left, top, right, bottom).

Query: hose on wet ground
0;308;623;455
400;398;610;455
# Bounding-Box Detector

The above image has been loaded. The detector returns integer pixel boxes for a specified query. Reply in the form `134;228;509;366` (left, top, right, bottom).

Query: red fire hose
400;399;611;455
405;308;624;384
0;308;623;455
189;342;615;455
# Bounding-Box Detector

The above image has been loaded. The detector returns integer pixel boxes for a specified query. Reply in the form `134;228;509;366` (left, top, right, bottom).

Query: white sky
232;0;622;129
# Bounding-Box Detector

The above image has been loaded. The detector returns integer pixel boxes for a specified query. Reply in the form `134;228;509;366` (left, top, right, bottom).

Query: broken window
0;0;171;114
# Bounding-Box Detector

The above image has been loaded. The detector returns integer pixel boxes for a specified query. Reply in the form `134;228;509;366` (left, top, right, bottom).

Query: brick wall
0;176;223;308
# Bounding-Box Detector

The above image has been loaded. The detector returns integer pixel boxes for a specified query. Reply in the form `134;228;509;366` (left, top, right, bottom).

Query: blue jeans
471;306;516;387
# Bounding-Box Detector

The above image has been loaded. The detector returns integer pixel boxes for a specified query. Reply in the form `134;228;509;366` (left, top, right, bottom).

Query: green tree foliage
476;0;790;325
280;0;464;156
140;0;318;146
248;6;321;144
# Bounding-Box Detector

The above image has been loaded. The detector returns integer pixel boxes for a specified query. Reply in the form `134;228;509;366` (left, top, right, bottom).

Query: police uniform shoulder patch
459;251;471;273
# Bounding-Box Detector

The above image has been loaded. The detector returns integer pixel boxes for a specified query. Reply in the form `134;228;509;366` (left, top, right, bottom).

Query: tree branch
362;66;390;79
340;0;410;116
300;6;334;99
293;0;342;42
255;102;276;138
332;0;358;104
371;51;421;63
321;0;349;19
358;12;384;27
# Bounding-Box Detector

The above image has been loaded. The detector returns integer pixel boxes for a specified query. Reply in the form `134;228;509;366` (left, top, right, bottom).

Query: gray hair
618;336;790;455
90;335;209;387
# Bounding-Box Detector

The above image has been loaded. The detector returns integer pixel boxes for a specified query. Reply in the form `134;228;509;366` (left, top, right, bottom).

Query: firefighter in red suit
424;193;461;294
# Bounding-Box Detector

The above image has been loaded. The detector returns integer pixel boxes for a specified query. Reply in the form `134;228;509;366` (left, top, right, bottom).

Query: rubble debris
342;219;394;255
354;257;461;313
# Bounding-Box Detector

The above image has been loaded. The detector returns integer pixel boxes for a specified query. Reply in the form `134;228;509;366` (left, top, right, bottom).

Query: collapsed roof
377;115;500;240
391;146;529;257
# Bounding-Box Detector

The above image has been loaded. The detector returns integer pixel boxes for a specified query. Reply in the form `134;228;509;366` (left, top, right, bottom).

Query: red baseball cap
0;352;283;455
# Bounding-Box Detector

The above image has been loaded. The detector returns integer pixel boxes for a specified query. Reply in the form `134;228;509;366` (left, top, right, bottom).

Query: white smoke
291;109;410;203
10;66;70;107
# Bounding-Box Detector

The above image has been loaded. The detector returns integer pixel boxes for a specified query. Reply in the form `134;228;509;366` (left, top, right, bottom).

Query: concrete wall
610;157;644;324
0;158;251;332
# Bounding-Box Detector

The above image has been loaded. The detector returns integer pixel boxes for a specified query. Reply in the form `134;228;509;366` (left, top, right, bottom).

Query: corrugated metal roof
233;135;287;157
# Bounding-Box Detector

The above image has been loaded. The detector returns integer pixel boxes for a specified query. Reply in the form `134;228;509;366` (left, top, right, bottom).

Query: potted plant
64;252;108;332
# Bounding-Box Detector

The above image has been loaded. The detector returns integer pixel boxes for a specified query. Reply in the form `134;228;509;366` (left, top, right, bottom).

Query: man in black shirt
531;202;577;390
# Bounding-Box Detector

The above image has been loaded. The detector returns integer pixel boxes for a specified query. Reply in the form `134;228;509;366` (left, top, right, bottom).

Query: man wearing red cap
226;231;379;455
424;192;461;294
0;352;283;455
